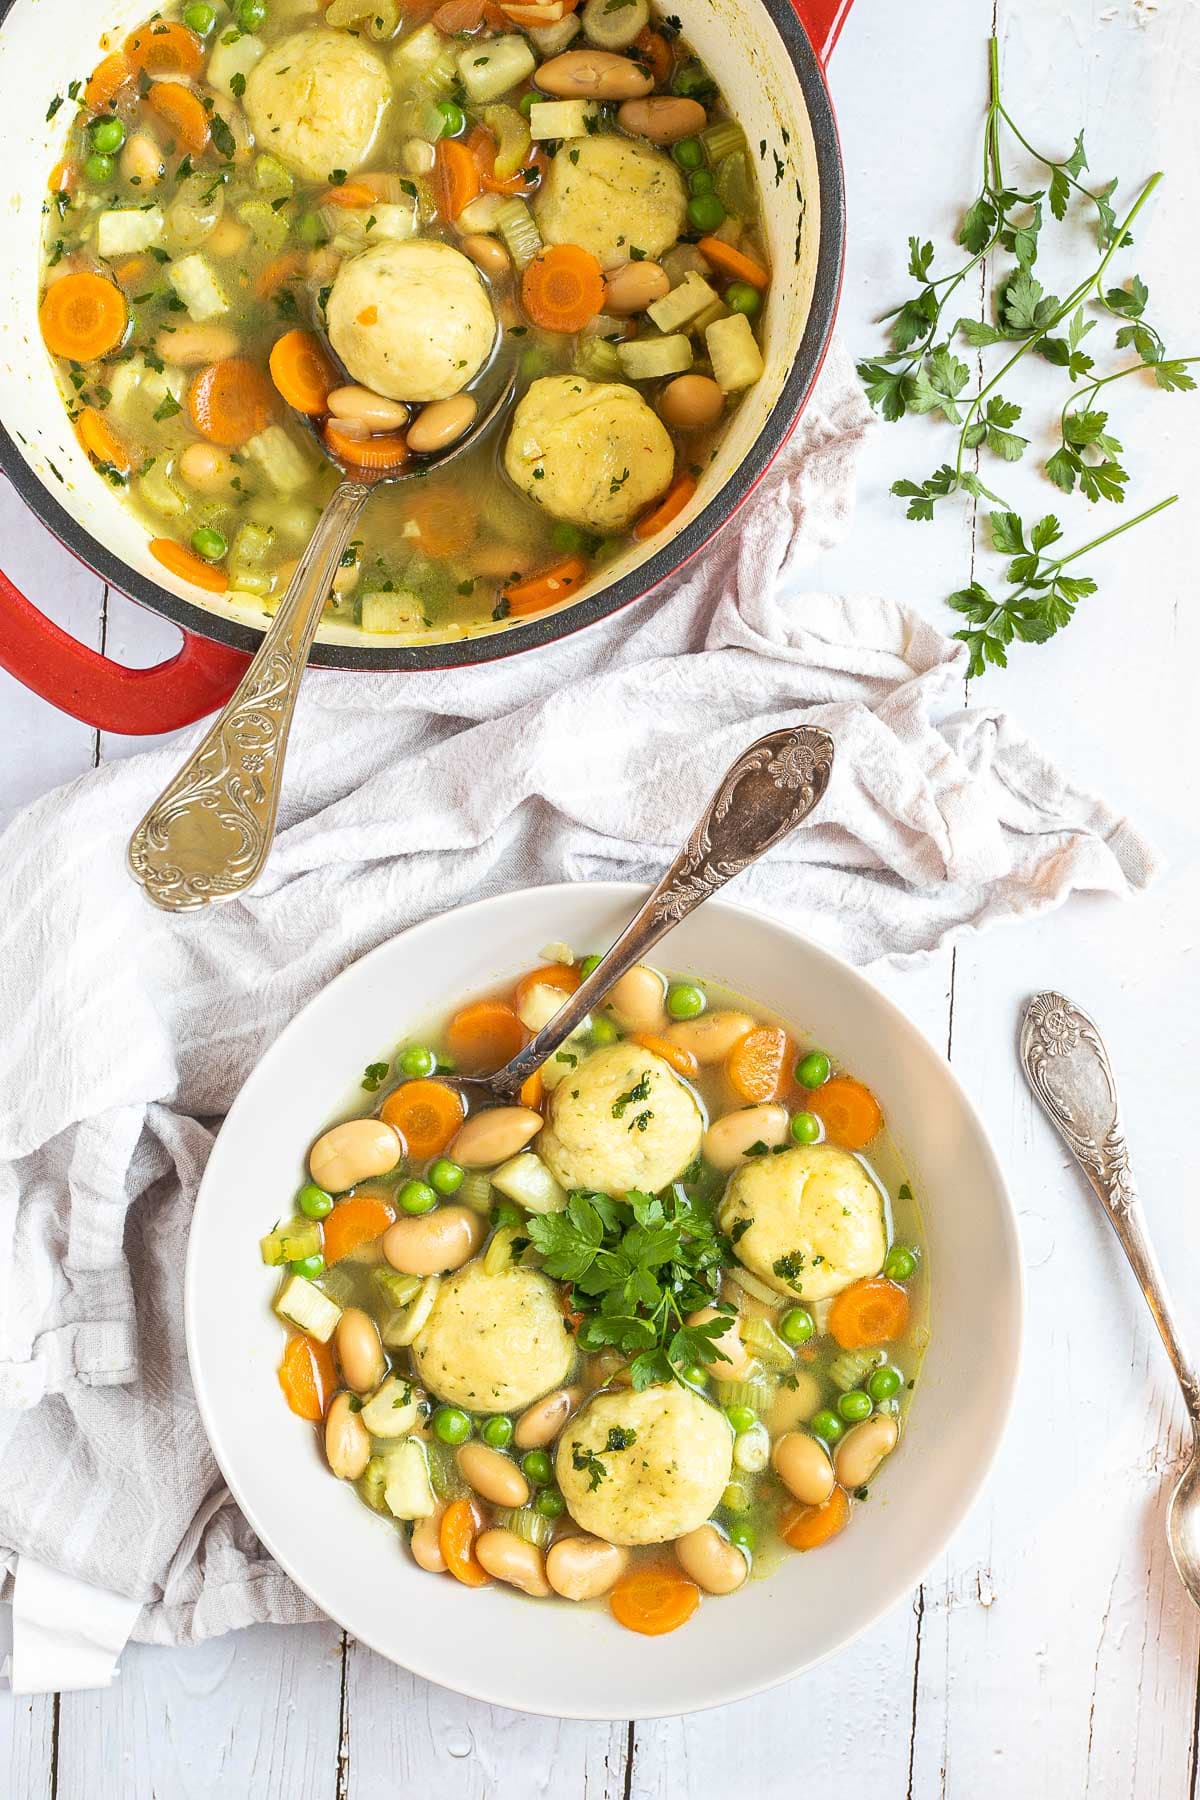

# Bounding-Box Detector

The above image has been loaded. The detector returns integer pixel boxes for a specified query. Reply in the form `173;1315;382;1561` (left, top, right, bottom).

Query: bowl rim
185;881;1025;1719
0;0;845;672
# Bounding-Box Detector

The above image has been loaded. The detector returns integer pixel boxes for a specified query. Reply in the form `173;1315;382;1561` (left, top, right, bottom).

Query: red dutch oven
0;0;851;734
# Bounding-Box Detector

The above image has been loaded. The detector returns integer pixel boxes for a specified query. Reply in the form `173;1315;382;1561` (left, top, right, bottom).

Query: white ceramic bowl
186;883;1023;1720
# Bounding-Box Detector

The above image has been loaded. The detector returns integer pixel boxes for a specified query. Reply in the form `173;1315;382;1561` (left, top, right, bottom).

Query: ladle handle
490;726;836;1097
127;479;370;912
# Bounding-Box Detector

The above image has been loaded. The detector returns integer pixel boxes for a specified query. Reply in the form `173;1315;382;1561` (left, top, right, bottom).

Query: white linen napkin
0;342;1157;1686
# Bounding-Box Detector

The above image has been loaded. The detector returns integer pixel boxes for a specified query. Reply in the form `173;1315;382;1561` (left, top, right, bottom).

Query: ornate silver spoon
436;725;835;1113
1020;991;1200;1610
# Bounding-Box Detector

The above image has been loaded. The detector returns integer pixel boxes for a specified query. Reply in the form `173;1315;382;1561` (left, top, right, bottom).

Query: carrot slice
124;20;204;79
503;555;587;618
380;1080;465;1160
633;471;697;541
75;405;130;476
113;254;154;290
433;0;486;34
781;1484;850;1551
254;252;306;302
322;1195;396;1266
436;138;482;222
634;27;673;87
403;488;479;559
323;420;409;472
446;1000;527;1075
149;537;230;593
521;244;605;334
809;1075;883;1151
470;128;547;198
827;1277;910;1351
147;81;210;153
188;357;275;447
319;181;380;211
631;1031;699;1080
84;50;132;113
48;159;77;196
440;1499;491;1587
39;272;127;362
725;1025;792;1103
610;1565;700;1636
269;328;338;415
513;963;580;1011
697;236;771;291
519;1068;544;1110
278;1333;336;1422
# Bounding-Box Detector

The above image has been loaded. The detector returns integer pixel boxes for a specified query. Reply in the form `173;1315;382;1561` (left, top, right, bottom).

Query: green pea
428;1157;465;1196
686;193;725;233
433;1405;472;1446
809;1408;844;1444
724;1403;756;1433
191;526;227;562
297;211;326;247
182;2;216;32
297;1182;333;1220
398;1043;436;1078
575;1317;608;1352
867;1365;902;1402
90;116;126;154
84;152;115;184
682;1364;708;1388
398;1179;437;1216
672;136;705;170
779;1306;814;1345
481;1415;514;1449
521;1449;553;1486
518;90;538;118
578;952;602;977
688;168;714;196
490;1199;523;1230
789;1111;820;1146
589;1017;619;1047
289;1253;325;1279
838;1389;873;1423
795;1050;831;1088
884;1244;918;1282
236;0;267;30
534;1486;565;1518
727;1519;755;1553
666;982;706;1021
551;521;587;556
436;98;465;138
725;281;761;317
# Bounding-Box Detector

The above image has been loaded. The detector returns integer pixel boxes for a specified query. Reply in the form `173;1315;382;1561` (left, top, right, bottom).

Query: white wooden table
4;0;1199;1792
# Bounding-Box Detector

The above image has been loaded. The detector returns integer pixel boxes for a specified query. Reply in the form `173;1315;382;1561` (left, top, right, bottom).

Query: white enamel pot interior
186;883;1023;1720
0;0;843;672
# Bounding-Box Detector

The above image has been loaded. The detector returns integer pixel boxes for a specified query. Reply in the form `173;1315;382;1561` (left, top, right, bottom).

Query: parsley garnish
729;1216;753;1245
153;391;182;422
229;72;246;98
611;1071;650;1119
329;168;348;186
361;1061;389;1092
210;113;236;160
772;1251;807;1289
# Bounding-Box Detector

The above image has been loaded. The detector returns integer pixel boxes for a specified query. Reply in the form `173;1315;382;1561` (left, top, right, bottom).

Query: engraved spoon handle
1020;991;1200;1426
489;726;835;1097
128;480;370;913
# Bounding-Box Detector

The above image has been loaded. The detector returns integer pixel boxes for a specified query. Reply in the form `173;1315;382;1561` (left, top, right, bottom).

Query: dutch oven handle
791;0;852;64
0;567;248;735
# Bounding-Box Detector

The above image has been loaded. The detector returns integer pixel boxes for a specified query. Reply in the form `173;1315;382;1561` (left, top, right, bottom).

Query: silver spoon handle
1021;991;1200;1425
491;726;835;1097
128;480;370;912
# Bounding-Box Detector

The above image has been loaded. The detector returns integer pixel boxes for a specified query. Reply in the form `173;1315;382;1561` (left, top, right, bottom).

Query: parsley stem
1060;357;1200;432
1051;492;1177;569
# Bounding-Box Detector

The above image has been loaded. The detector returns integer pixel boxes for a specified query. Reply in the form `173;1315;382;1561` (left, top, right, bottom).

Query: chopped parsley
729;1216;754;1245
611;1071;651;1119
772;1251;807;1289
361;1061;389;1092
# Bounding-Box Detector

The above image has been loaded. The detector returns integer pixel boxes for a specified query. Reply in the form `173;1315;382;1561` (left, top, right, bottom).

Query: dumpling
326;240;496;403
244;29;390;183
537;1041;703;1196
535;135;686;269
555;1382;732;1545
718;1144;888;1302
411;1260;575;1413
503;376;674;533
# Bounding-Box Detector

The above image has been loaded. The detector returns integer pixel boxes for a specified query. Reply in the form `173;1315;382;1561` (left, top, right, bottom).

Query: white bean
179;443;238;496
545;1534;629;1601
401;137;436;176
457;1442;530;1508
327;385;410;432
607;964;667;1031
664;1010;756;1063
411;1503;447;1573
616;96;707;144
834;1413;899;1491
451;1107;543;1168
325;1392;370;1480
335;1308;385;1394
675;1524;748;1596
474;1528;551;1596
603;260;670;316
383;1206;486;1276
535;49;653;98
156;322;239;367
702;1104;790;1171
461;233;511;278
309;1119;402;1193
515;1386;581;1450
119;130;165;189
406;395;477;456
773;1431;836;1506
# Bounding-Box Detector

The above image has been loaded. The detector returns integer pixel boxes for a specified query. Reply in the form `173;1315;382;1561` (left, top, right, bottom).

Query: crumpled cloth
0;343;1157;1655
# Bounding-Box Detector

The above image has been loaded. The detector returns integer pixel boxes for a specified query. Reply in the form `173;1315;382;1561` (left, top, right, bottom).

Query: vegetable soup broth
266;949;928;1631
40;2;772;642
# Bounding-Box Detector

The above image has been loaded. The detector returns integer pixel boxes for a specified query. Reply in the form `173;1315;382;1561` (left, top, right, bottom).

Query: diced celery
581;0;648;51
689;298;730;336
254;153;294;197
573;336;621;381
706;312;765;392
237;199;290;254
496;196;542;271
245;426;317;495
138;458;189;520
97;206;165;258
360;1374;423;1437
317;1264;358;1309
479;103;532;178
494;1506;553;1548
425;1438;470;1501
208;31;265;98
357;1456;390;1513
739;1313;794;1372
528;99;600;141
364;200;419;243
166;253;228;322
383;1440;436;1520
372;1267;423;1310
457;35;536;105
714;150;757;222
381;1273;440;1347
260;1218;323;1266
491;1153;567;1216
715;1376;775;1412
616;334;693;380
456;193;506;235
701;119;748;164
828;1347;883;1393
528;13;581;55
360;589;426;633
483;1225;522;1276
457;1170;494;1214
647;271;720;334
274;1274;341;1342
